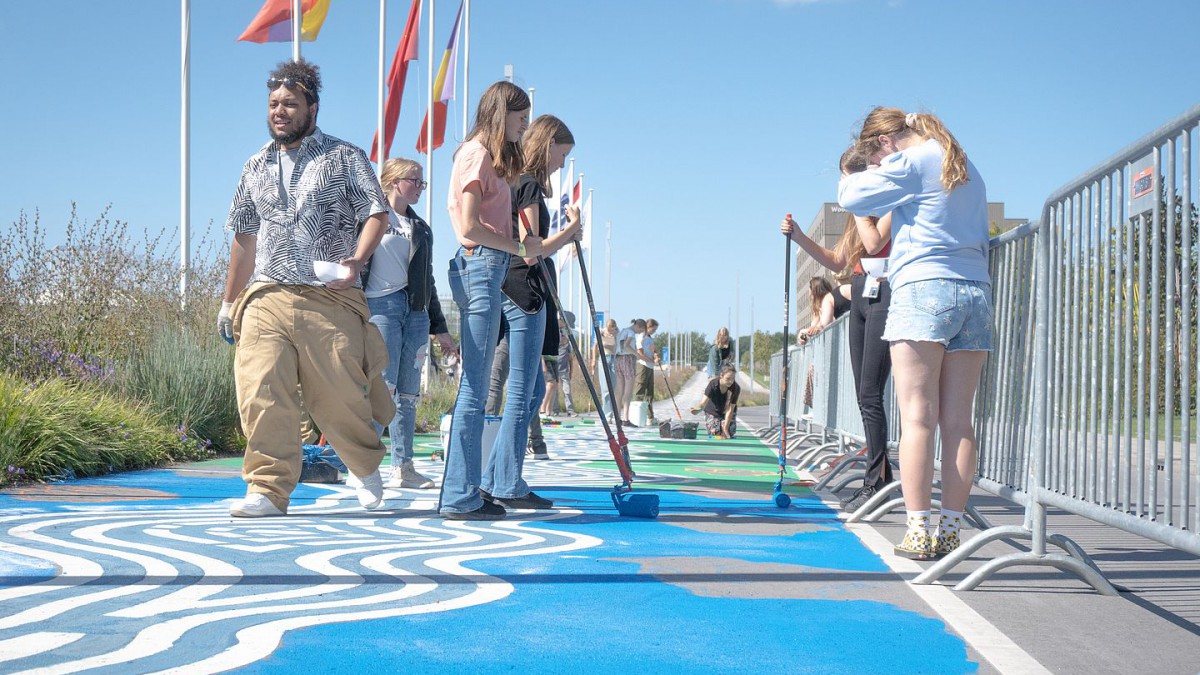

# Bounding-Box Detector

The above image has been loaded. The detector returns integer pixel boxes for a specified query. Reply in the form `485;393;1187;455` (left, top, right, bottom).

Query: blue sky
2;0;1198;340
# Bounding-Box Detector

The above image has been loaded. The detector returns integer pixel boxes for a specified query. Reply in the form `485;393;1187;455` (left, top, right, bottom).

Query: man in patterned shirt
216;60;395;518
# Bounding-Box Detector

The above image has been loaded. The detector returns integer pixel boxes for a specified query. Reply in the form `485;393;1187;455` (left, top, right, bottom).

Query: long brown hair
833;145;870;273
808;277;834;316
856;107;969;191
521;115;575;194
464;81;530;184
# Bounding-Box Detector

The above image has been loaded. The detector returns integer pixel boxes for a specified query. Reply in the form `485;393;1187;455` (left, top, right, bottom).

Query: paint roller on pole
774;215;793;508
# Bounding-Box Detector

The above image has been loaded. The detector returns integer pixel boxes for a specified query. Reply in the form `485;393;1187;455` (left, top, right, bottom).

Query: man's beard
268;110;314;145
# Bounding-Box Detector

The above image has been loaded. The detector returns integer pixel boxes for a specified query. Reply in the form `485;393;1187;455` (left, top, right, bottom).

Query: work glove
217;301;235;345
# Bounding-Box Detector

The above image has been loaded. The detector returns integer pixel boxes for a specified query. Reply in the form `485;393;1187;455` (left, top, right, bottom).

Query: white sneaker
230;493;285;518
353;469;385;509
384;461;436;489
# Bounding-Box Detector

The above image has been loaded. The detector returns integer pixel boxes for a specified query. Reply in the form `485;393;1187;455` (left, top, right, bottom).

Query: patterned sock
905;510;931;535
939;509;964;536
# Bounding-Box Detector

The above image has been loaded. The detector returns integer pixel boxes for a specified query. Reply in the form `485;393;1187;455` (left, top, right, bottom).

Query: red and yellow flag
416;1;463;154
237;0;331;43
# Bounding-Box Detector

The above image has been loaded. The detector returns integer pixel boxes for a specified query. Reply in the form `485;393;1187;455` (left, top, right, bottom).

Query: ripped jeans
367;289;430;467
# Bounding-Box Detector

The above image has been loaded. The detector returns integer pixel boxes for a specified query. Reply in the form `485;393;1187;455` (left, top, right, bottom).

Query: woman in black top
479;115;581;510
691;365;741;439
798;276;851;343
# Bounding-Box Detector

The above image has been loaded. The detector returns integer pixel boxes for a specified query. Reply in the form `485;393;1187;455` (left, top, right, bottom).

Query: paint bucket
440;414;503;472
629;401;650;427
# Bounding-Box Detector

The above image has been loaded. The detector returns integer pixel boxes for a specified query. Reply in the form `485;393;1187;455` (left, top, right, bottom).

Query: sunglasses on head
267;77;316;100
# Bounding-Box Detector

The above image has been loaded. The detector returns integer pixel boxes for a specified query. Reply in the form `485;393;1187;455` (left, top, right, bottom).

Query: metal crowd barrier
919;104;1200;592
768;105;1200;594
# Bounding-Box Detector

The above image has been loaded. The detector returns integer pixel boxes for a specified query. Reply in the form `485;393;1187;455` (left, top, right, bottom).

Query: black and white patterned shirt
225;127;389;287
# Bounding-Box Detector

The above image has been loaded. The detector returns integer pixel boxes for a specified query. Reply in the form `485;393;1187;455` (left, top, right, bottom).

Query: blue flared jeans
481;298;546;498
440;246;510;514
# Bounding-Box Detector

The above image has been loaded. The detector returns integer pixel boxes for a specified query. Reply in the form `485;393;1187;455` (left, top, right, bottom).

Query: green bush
0;371;215;486
0;206;227;376
416;375;458;434
109;323;241;451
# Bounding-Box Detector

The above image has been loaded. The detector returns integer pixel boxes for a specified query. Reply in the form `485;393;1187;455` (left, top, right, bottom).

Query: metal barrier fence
767;105;1200;594
925;105;1200;591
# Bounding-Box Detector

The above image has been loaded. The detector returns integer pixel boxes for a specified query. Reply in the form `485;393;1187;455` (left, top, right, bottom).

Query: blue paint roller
774;215;794;509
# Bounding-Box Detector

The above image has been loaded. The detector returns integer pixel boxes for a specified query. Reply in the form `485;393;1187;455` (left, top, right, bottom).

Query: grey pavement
740;405;1200;675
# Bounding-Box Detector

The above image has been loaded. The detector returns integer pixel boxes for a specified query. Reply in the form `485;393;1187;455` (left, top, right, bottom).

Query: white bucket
440;414;503;472
629;401;650;427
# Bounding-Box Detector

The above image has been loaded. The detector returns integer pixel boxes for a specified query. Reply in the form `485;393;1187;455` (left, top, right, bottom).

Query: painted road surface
0;419;982;674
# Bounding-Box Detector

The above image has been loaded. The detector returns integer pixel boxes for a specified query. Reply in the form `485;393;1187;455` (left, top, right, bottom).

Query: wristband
516;241;527;257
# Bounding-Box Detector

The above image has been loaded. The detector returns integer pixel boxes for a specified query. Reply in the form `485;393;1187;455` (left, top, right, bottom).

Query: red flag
416;2;463;154
370;0;422;163
416;101;449;154
238;0;324;43
572;179;582;205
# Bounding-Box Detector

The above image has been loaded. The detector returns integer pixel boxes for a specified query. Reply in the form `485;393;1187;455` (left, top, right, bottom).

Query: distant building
795;202;1024;329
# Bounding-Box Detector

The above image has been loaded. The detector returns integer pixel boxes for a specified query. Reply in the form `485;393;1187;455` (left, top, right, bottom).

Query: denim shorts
882;278;994;352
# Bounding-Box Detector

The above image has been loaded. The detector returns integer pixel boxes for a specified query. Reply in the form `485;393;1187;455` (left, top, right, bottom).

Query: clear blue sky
2;0;1197;340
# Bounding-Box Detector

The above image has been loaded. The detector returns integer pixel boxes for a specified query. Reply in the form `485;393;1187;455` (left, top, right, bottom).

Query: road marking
820;493;1050;675
0;633;84;663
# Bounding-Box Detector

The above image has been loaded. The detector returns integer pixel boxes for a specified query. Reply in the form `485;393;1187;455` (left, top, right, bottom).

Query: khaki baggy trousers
232;282;394;511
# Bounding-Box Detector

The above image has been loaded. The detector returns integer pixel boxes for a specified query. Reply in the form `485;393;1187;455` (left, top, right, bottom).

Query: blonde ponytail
857;107;970;192
906;112;969;191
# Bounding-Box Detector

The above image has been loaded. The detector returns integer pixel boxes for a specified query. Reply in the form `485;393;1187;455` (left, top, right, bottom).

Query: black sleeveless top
832;290;851;319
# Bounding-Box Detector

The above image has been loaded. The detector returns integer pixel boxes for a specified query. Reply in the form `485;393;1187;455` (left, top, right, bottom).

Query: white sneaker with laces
384;461;436;489
229;493;285;518
353;469;385;509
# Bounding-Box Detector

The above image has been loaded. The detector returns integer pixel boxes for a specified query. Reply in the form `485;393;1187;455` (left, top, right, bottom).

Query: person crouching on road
691;365;740;438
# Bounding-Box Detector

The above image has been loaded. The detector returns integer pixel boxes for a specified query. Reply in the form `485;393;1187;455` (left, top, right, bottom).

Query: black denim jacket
362;206;448;335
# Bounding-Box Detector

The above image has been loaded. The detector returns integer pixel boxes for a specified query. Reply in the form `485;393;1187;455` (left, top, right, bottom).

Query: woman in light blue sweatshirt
838;108;992;561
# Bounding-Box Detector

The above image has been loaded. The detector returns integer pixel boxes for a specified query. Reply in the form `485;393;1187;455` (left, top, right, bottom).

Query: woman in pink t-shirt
439;81;543;520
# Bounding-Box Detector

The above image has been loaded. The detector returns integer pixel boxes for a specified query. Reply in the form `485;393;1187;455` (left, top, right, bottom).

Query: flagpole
561;156;574;318
180;0;190;309
749;297;755;391
605;221;611;319
462;0;470;138
577;172;584;348
425;0;434;225
376;0;386;176
528;87;535;119
292;0;302;60
586;187;594;357
734;271;740;371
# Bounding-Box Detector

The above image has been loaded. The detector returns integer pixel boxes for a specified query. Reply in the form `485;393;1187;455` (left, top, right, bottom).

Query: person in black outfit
798;276;851;343
691;365;741;438
781;146;895;511
479;114;581;509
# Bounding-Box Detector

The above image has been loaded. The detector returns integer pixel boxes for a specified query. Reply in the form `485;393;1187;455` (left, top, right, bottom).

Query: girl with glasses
362;158;457;491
